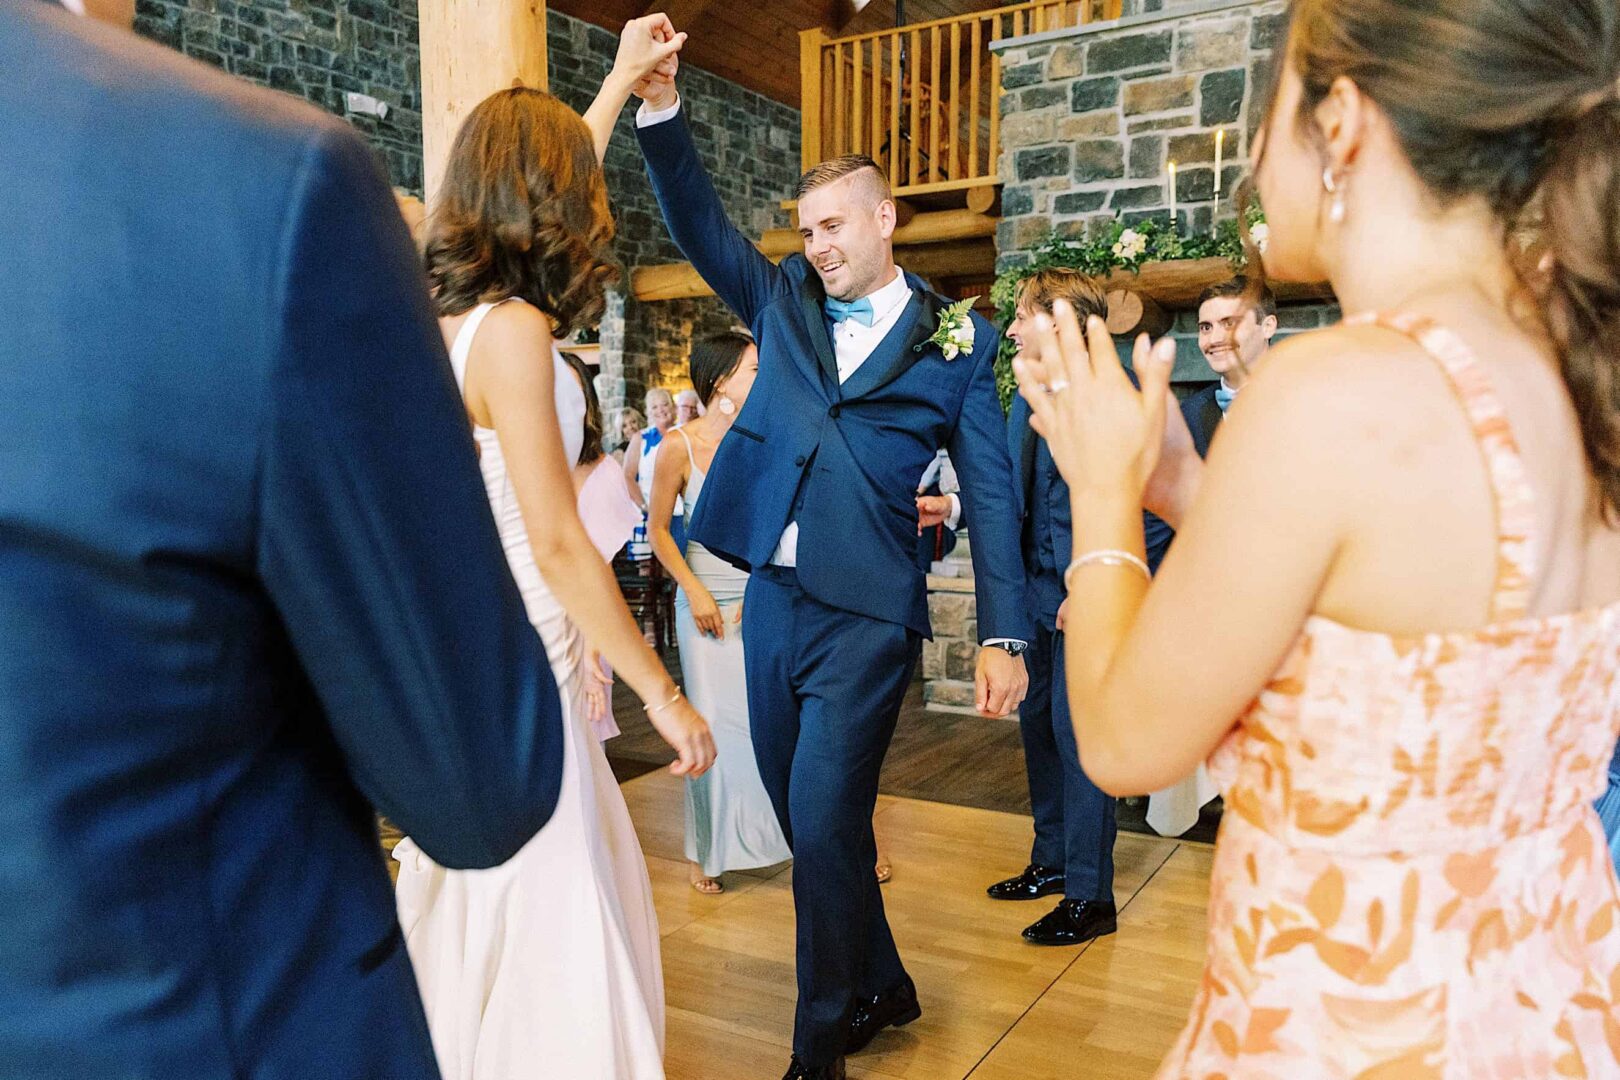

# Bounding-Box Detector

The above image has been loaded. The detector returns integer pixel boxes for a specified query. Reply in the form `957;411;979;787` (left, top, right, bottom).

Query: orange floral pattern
1156;314;1620;1078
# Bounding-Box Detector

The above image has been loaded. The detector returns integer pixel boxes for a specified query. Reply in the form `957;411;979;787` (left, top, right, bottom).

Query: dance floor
621;769;1213;1080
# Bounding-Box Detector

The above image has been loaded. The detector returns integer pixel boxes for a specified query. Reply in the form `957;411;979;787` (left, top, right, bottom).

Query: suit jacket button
795;454;807;467
828;404;842;418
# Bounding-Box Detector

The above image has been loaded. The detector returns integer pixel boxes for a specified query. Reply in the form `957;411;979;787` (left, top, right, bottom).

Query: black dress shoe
1021;898;1118;946
986;863;1066;900
845;977;922;1055
782;1055;846;1079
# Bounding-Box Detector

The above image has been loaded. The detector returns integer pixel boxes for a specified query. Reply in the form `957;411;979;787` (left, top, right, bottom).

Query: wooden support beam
632;238;997;301
759;208;997;257
419;0;548;204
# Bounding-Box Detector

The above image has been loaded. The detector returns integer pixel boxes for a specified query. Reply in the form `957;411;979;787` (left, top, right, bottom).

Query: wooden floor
622;768;1212;1080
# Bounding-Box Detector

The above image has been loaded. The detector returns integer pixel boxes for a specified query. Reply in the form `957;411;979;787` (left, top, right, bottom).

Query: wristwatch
988;641;1028;657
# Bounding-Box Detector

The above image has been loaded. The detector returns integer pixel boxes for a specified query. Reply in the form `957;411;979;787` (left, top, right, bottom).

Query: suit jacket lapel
841;286;942;400
796;271;841;396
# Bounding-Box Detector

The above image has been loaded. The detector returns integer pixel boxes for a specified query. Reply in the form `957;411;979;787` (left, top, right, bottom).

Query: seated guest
623;387;675;511
1182;276;1279;455
674;387;703;425
624;387;685;553
0;5;569;1076
977;269;1173;946
609;405;645;463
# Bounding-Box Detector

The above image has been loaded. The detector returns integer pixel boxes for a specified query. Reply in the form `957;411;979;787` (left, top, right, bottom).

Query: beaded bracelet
1063;549;1151;588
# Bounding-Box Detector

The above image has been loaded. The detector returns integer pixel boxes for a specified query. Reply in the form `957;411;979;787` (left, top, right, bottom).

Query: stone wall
136;0;425;192
991;0;1337;379
134;3;802;415
544;11;802;414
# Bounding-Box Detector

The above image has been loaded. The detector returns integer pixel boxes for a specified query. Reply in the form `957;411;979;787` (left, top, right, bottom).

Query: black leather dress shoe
845;977;922;1055
986;863;1066;900
1021;898;1118;946
782;1055;846;1079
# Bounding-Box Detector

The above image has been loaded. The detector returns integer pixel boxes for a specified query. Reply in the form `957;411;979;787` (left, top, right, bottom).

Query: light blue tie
825;296;876;327
1215;384;1236;413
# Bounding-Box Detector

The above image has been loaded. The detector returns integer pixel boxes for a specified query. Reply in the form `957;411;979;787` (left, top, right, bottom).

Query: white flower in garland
1251;222;1270;254
1111;228;1147;262
927;297;979;361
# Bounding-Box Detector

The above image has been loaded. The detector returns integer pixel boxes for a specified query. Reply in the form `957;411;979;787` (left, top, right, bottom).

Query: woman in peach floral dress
1012;0;1620;1075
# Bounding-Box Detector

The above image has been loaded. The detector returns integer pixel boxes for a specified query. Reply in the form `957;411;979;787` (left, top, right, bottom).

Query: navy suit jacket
0;7;565;1077
1007;394;1175;628
1181;383;1225;460
638;108;1029;642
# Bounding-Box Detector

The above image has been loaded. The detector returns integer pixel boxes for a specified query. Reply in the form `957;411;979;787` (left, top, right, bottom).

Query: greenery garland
988;205;1266;409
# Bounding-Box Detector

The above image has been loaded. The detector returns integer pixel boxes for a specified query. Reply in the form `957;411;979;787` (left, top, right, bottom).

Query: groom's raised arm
949;317;1033;646
636;97;788;328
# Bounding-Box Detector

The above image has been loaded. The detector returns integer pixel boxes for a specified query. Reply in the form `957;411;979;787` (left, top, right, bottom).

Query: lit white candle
1168;161;1178;232
1213;129;1225;235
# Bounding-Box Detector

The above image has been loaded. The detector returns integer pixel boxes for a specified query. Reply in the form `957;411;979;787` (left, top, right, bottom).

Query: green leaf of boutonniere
925;296;980;361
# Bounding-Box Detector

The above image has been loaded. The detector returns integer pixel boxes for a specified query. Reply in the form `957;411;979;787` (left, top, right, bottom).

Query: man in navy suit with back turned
1;4;567;1077
631;21;1031;1080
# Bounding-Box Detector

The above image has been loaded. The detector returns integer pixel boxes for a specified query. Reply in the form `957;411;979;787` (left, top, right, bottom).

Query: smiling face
1006;297;1045;365
796;168;897;302
1197;295;1277;377
645;393;674;432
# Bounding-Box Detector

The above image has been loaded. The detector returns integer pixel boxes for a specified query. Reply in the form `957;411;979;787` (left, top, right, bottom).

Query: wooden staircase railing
799;0;1123;199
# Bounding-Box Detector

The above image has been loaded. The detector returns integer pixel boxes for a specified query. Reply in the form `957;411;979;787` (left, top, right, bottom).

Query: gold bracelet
1063;550;1151;588
644;686;684;715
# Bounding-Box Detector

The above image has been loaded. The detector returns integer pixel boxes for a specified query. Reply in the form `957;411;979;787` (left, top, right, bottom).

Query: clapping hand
613;13;685;110
1011;301;1177;503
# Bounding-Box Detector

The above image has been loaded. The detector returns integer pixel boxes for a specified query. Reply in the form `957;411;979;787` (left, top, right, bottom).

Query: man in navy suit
0;4;566;1076
1182;276;1279;454
953;270;1171;946
633;31;1031;1080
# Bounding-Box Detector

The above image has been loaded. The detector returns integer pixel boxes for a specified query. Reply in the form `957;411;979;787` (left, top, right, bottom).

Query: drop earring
716;395;736;416
1322;166;1347;225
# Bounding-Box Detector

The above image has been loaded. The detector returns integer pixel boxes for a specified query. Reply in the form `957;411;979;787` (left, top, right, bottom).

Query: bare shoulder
1235;323;1446;439
469;300;555;386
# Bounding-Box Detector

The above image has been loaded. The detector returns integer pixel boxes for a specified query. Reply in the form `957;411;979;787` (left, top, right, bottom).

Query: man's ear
877;198;897;241
1261;314;1279;342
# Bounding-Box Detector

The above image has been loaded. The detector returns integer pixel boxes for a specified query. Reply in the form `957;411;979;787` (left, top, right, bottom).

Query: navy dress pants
743;564;919;1066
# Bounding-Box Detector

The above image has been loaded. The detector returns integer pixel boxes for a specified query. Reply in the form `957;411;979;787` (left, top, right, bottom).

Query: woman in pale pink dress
1015;0;1620;1074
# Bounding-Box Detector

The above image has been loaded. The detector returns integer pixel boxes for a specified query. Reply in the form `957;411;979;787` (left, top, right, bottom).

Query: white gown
393;298;666;1080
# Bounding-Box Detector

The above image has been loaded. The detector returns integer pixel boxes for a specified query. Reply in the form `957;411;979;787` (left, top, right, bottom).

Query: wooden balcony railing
799;0;1123;200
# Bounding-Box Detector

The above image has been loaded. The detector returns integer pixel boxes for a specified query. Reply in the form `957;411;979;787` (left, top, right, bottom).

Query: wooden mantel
1097;258;1332;309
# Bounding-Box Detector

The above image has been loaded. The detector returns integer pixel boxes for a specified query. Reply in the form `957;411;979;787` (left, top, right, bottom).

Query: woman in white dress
647;334;794;894
392;67;714;1080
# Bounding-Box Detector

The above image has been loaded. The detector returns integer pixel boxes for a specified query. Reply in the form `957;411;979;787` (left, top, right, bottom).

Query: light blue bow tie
1215;384;1236;413
825;296;876;327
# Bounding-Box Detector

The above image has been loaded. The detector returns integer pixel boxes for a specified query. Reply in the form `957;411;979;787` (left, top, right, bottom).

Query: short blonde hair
644;387;674;410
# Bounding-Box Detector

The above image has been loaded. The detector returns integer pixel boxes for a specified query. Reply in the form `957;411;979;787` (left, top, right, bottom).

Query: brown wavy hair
425;87;619;337
1255;0;1620;516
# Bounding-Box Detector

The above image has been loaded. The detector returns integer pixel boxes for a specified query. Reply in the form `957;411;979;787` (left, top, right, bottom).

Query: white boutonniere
925;297;979;361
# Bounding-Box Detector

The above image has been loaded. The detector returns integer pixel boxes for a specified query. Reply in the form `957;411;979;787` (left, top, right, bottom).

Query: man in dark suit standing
978;270;1174;946
1181;276;1279;455
630;22;1031;1079
0;5;566;1077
